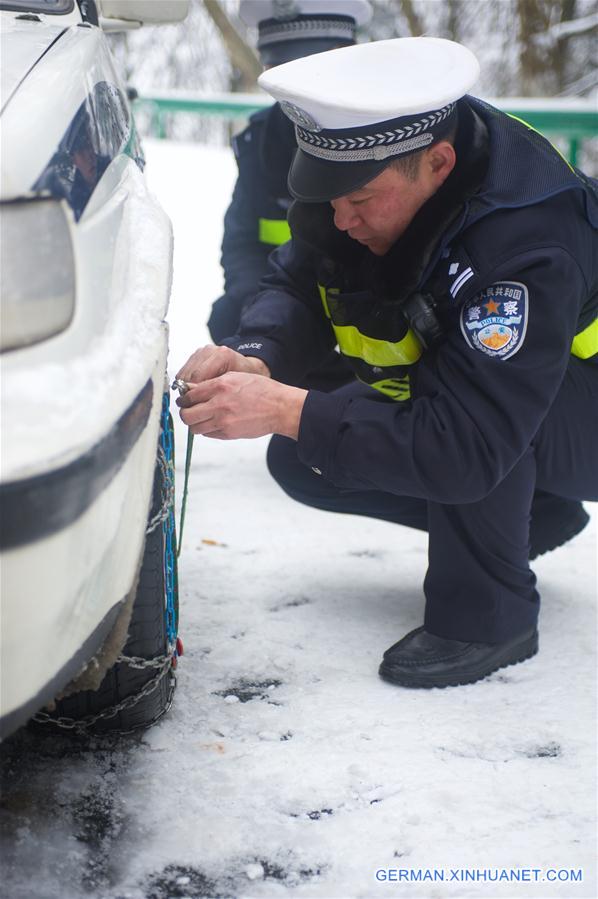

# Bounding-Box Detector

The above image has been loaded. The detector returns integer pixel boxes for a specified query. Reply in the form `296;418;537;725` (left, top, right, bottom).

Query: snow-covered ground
0;141;596;899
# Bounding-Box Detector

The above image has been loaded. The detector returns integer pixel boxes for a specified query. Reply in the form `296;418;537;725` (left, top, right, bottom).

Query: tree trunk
517;0;551;94
400;0;425;36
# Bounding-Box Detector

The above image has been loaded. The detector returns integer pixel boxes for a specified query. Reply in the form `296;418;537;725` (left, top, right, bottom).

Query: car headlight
0;199;75;352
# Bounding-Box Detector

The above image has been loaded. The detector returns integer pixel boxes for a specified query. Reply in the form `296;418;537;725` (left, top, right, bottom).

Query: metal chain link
145;443;175;535
32;656;176;735
114;651;174;669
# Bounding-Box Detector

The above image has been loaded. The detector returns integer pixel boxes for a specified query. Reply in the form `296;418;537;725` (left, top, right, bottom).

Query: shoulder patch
460;282;528;359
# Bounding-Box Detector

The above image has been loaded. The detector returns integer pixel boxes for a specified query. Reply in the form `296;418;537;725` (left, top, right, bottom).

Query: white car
0;0;188;739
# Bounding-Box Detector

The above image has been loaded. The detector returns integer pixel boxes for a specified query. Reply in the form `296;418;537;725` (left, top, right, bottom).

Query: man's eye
352;197;368;206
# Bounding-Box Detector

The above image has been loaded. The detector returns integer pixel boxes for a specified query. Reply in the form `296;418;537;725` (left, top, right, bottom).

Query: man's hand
177;371;307;441
176;345;270;384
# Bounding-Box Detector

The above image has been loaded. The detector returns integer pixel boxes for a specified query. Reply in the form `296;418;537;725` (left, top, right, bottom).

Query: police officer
177;38;597;688
208;0;371;395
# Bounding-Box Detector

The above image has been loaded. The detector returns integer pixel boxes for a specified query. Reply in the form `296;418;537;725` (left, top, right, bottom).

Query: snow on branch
532;10;598;47
559;68;598;97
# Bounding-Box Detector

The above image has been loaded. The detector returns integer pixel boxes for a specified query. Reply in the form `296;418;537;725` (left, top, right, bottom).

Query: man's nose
331;197;360;232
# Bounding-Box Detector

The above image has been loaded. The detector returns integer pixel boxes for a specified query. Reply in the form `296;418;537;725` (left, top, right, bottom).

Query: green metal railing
134;93;598;166
133;91;269;140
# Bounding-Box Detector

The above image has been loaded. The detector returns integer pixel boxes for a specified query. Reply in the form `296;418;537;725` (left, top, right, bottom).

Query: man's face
330;161;438;256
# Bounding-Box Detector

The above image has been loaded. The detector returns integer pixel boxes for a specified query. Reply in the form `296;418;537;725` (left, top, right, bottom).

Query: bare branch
203;0;262;89
539;10;598;42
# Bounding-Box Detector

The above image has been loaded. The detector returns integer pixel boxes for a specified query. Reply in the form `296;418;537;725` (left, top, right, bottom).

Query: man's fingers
178;380;231;434
173;379;196;401
174;369;302;441
175;382;197;407
175;348;214;382
179;402;217;433
202;431;228;440
176;345;239;384
176;378;220;408
179;390;214;423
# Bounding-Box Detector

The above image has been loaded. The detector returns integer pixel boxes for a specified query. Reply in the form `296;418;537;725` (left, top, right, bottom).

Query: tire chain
31;654;176;736
32;408;178;737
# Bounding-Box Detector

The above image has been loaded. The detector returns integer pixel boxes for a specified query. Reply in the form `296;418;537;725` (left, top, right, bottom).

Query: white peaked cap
240;1;372;28
258;37;480;201
259;37;479;130
240;0;372;66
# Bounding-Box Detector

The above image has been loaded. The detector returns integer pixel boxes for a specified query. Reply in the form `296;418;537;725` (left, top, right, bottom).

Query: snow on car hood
0;15;66;112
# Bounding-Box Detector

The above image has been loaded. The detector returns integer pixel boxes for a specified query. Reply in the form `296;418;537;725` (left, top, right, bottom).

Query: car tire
33;397;179;736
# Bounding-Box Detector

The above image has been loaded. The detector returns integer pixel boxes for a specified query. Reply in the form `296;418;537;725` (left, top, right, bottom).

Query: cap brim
288;148;390;203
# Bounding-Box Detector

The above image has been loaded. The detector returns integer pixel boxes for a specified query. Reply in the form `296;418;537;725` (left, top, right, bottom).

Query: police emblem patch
460;282;529;360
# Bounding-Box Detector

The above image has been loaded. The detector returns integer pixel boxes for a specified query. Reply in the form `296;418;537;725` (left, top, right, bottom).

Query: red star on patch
484;299;501;314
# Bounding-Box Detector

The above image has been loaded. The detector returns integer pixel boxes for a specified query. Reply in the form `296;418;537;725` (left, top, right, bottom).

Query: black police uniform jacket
208;104;296;342
222;98;598;504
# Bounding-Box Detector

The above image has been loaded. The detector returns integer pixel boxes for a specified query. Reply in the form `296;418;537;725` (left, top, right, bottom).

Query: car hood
1;21;102;200
1;16;66;113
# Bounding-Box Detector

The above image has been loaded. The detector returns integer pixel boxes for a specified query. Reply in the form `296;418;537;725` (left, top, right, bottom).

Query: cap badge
280;101;322;132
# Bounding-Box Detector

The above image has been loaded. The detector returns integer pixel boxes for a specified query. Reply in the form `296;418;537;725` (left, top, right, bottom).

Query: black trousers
267;359;598;643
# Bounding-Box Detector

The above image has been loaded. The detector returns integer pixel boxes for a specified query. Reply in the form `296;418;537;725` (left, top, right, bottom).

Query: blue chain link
160;391;178;646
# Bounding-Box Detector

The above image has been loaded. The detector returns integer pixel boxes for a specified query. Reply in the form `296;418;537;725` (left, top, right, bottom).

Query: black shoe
379;626;538;688
529;493;589;560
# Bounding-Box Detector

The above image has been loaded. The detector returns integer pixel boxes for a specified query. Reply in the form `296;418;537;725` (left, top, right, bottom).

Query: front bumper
0;363;166;738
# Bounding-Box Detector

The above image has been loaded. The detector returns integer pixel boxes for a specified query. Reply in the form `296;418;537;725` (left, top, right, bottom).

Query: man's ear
426;140;456;186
